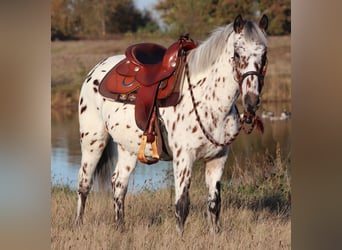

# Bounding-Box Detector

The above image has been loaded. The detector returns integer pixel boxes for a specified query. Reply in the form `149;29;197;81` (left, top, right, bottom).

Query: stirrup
138;135;159;164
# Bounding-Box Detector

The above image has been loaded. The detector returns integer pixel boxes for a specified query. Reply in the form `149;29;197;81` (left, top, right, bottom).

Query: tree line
51;0;158;40
51;0;290;40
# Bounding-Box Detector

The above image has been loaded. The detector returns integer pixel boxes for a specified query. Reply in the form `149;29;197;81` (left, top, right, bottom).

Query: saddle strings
184;56;260;147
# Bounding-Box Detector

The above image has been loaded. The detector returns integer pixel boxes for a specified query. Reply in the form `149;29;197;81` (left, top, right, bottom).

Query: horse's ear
259;14;268;32
234;15;245;33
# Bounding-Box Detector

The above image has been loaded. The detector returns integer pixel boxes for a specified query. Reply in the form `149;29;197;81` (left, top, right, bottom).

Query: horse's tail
93;138;116;191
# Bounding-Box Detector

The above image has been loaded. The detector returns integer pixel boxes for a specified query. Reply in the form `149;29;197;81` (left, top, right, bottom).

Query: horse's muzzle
244;92;260;115
244;112;254;124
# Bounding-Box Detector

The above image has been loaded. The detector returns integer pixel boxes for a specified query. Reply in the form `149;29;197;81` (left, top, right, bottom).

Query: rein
184;60;264;148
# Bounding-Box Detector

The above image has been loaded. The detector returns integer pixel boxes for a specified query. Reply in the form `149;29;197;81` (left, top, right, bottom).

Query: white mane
187;20;267;76
187;24;234;76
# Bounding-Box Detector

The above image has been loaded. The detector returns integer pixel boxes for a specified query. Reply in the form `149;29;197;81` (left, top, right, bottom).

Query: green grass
225;143;291;216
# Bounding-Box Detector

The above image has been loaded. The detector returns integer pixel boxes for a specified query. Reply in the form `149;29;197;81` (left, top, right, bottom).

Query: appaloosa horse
75;14;268;233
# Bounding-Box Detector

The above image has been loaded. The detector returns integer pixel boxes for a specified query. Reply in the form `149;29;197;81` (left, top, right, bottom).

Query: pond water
51;102;291;192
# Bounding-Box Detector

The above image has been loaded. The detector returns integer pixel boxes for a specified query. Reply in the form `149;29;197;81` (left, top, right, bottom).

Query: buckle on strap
138;135;159;164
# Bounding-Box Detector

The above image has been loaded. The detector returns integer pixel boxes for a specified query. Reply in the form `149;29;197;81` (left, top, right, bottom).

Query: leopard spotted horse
75;15;269;234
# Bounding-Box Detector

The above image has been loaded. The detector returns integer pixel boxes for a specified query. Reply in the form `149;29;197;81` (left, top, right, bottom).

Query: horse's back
85;55;125;85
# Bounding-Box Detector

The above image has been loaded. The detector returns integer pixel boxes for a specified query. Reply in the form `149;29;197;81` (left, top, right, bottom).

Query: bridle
238;57;268;93
241;71;264;91
184;55;267;148
237;57;268;123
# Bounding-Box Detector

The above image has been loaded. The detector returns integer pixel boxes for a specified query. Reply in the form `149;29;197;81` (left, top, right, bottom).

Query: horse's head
232;15;268;121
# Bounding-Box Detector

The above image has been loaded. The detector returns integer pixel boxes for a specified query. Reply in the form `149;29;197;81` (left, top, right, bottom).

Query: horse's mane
187;20;267;76
187;24;234;76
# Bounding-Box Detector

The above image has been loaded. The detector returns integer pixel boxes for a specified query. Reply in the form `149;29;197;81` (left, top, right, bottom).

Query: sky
134;0;164;28
134;0;159;11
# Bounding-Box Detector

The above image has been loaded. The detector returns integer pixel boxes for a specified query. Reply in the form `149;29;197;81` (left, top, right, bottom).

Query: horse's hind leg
205;150;228;233
111;145;137;226
75;123;109;225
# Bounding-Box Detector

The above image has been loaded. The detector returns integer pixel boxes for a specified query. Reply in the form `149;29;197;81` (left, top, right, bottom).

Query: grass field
51;188;290;249
51;144;290;249
51;35;290;108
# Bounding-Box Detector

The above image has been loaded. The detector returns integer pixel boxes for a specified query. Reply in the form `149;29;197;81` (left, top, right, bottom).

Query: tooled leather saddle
99;35;196;164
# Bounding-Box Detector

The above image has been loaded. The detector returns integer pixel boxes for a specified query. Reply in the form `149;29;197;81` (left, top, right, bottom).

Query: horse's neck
186;41;239;120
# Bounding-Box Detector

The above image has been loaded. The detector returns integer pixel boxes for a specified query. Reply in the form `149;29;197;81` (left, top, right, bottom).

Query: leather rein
184;56;265;148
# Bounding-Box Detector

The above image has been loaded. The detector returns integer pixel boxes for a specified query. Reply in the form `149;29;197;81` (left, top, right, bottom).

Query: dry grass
51;190;291;249
51;34;291;108
51;189;290;249
51;146;290;249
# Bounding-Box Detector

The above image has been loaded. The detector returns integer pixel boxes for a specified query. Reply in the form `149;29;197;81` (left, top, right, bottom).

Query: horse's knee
111;172;128;196
175;184;190;234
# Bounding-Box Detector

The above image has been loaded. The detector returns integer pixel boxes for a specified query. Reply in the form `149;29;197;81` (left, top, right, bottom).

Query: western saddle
99;35;196;164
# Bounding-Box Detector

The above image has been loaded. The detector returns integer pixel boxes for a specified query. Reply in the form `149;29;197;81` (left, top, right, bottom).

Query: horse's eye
234;52;240;59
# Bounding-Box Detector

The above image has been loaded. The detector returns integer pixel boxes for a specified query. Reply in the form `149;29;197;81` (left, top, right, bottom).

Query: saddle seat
115;39;190;86
99;35;196;164
121;43;176;86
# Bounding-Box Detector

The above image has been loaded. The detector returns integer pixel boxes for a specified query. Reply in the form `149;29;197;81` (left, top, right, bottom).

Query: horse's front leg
111;145;137;226
205;148;228;233
173;153;193;235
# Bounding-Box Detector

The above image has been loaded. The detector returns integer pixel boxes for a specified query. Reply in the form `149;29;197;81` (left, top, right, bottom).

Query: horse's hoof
176;223;185;236
209;225;221;234
75;218;83;227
